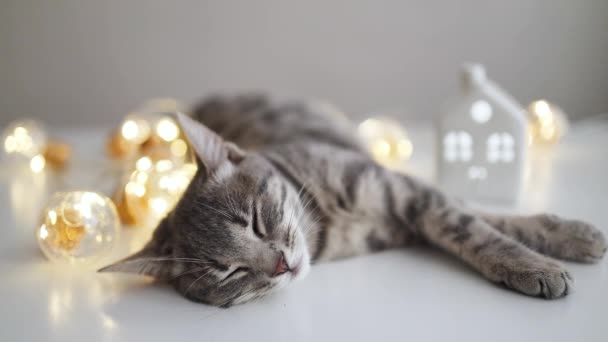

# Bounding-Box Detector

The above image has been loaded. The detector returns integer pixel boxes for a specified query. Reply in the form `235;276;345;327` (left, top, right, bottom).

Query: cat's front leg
481;214;607;263
420;206;573;298
390;174;578;298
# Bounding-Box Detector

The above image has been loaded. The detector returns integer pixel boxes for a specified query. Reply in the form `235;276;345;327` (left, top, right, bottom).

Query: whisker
127;257;213;263
198;202;236;221
219;286;258;307
168;267;207;281
184;269;214;294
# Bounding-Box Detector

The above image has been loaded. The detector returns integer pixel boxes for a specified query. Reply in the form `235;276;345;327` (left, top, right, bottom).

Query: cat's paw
498;257;573;299
539;215;607;263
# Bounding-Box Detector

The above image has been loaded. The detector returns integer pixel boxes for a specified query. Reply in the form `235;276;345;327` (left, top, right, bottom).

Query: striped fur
101;94;607;306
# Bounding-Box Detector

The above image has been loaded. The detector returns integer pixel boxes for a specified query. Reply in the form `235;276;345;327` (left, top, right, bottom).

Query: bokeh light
527;100;569;145
358;117;413;169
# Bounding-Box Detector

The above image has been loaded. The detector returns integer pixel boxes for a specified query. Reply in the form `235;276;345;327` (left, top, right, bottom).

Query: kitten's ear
98;219;174;279
174;112;245;172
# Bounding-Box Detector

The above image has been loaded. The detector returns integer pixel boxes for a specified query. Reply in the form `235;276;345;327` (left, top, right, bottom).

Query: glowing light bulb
121;120;139;140
136;156;152;171
357;117;414;169
37;191;119;263
527;100;569;145
120;116;151;144
30;154;46;173
150;197;169;215
2;119;48;162
155;159;173;172
117;160;197;227
170;139;188;157
156;118;179;142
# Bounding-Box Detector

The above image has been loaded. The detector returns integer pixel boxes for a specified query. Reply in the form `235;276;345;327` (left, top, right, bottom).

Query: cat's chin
289;250;311;282
291;260;310;282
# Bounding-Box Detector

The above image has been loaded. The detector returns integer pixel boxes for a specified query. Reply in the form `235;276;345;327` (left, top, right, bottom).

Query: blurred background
1;0;607;126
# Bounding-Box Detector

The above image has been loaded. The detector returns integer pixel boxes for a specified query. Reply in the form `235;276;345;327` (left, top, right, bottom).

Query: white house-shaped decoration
436;64;528;203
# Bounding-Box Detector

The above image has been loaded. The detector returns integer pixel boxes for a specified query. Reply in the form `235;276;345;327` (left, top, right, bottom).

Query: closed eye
251;202;265;239
223;267;250;282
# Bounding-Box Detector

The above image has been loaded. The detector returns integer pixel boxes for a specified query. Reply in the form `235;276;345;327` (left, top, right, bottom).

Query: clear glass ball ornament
2;119;48;161
120;157;197;227
357;117;414;169
110;99;192;165
36;191;120;263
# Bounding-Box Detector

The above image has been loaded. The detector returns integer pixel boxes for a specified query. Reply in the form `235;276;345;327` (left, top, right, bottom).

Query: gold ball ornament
527;100;569;145
42;141;72;170
37;191;120;263
357;117;414;169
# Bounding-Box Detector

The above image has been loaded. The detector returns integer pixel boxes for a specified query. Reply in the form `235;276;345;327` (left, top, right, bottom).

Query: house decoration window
443;131;472;162
487;133;515;163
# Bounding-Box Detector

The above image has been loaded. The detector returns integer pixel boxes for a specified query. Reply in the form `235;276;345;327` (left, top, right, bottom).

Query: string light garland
357;117;413;169
37;191;119;263
527;100;569;145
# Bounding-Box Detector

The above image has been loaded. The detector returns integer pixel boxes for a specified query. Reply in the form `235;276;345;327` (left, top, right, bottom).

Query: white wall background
1;0;607;125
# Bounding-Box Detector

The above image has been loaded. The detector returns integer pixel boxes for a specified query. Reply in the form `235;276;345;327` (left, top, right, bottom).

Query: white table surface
1;119;607;342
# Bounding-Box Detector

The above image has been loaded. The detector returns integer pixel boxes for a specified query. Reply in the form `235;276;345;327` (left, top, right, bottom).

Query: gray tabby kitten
101;94;607;307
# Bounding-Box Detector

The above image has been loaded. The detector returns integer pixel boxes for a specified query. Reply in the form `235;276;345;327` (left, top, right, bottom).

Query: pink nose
272;253;290;277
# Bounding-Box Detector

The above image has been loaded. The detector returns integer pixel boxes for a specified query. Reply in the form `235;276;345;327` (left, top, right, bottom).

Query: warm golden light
136;156;152;171
121;120;139;140
48;210;58;225
170;139;188;157
125;182;146;198
150;197;169;215
2;119;48;160
4;135;16;152
155;159;173;172
39;224;49;240
156;118;179;142
527;100;569;145
135;171;148;183
397;140;414;160
357;117;413;169
10;127;34;154
108;98;190;164
540;125;555;141
372;139;391;158
30;154;46;173
2;120;69;173
117;160;197;227
120;117;151;144
108;99;195;226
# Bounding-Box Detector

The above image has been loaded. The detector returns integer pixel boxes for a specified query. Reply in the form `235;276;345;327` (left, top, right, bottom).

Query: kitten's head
100;113;311;307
